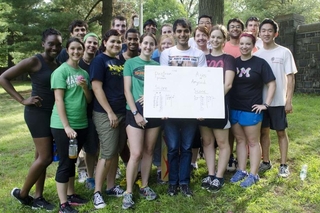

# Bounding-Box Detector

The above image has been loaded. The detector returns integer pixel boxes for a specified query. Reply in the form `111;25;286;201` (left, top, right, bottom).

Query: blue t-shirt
230;56;275;112
90;53;126;114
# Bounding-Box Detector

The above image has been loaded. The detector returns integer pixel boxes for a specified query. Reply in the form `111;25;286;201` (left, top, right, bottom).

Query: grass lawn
0;82;319;213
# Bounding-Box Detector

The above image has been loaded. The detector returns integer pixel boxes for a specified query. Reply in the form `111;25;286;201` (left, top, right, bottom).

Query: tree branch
84;0;102;21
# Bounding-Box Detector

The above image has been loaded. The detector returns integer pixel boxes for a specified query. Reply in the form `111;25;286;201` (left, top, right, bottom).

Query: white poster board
144;65;225;119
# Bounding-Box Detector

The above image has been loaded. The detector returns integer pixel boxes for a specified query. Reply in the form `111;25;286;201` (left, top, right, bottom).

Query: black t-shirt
230;56;275;112
89;53;126;114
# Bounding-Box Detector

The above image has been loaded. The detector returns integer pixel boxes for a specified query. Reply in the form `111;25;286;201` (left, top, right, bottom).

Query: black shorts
126;110;162;129
261;106;288;130
198;104;230;129
24;106;52;138
192;127;202;148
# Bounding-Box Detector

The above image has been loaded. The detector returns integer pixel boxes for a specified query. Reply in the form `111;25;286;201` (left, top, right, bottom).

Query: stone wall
275;14;320;93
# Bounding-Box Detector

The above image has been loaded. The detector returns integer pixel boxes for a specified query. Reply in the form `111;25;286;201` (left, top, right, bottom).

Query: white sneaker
93;191;106;209
78;170;87;183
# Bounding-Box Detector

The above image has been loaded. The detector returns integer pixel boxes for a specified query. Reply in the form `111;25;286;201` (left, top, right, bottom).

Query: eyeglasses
199;22;212;25
229;25;242;29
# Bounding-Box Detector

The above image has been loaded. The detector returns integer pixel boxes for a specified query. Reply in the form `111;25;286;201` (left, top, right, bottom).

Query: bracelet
263;103;269;109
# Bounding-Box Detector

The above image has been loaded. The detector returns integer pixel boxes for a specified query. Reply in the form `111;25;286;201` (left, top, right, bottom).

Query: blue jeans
164;119;198;185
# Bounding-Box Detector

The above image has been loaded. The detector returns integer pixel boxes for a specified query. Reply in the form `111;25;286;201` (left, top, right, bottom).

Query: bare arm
252;80;276;114
0;56;42;106
124;76;146;127
54;89;77;138
285;74;295;113
92;80;118;128
224;70;235;95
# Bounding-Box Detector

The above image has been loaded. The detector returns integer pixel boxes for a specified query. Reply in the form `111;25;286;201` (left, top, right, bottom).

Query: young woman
90;29;127;209
77;33;100;189
193;26;210;55
152;34;175;62
199;25;236;192
50;37;91;213
229;33;276;188
122;33;161;210
0;28;62;211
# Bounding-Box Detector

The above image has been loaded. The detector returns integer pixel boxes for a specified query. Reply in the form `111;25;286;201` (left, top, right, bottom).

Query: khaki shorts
93;111;126;160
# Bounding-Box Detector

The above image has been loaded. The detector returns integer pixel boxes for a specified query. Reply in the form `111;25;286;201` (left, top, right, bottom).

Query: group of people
0;13;297;213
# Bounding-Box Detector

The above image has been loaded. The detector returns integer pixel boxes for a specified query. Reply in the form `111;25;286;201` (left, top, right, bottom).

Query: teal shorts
230;109;263;126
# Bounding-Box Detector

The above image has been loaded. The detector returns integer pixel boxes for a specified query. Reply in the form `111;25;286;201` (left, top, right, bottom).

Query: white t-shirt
254;45;298;106
160;46;207;67
255;38;263;50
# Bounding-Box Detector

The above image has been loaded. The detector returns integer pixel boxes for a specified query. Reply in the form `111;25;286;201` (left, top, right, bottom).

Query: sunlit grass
0;83;319;212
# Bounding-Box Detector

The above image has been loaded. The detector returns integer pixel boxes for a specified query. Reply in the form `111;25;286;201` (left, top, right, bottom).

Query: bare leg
260;127;271;162
140;127;160;187
214;129;230;178
20;137;53;198
200;126;216;175
231;124;247;171
277;130;289;164
85;152;98;178
244;123;262;175
106;155;118;190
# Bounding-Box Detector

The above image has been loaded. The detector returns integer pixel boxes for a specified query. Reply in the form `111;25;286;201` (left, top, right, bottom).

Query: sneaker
85;178;95;190
106;185;124;197
59;202;78;213
208;178;224;193
119;177;127;187
258;161;272;173
240;173;259;188
227;156;237;172
230;170;248;183
157;171;167;184
78;170;87;183
116;167;122;179
135;172;142;188
67;194;88;206
93;191;106;209
122;192;134;210
278;165;290;178
201;176;212;189
32;196;55;211
180;184;193;197
11;188;33;206
139;186;157;200
167;184;178;196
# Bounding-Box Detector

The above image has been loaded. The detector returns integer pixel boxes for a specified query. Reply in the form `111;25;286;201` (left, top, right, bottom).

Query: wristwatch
263;103;269;109
132;110;138;116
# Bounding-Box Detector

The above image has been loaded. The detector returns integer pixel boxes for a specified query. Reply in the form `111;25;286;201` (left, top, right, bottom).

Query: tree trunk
101;0;113;35
199;0;224;24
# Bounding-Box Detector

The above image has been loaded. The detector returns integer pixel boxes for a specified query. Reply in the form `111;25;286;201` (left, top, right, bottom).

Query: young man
160;18;207;197
112;15;127;37
118;28;140;62
143;19;157;35
112;15;127;53
245;16;263;50
224;18;244;58
254;18;297;177
56;20;88;64
189;15;213;49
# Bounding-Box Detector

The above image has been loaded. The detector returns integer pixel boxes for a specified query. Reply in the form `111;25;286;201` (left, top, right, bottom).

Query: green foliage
143;0;188;28
224;0;320;25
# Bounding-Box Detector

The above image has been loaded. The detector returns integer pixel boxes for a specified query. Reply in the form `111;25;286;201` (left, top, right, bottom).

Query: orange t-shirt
223;41;241;58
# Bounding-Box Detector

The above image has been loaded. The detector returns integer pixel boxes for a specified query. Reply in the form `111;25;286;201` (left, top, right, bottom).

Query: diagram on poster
144;65;225;119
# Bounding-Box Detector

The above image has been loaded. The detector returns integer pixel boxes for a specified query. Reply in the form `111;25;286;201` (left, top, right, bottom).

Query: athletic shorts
82;118;99;155
230;109;263;126
261;106;288;130
192;127;202;148
125;110;162;129
24;106;52;138
93;111;126;160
